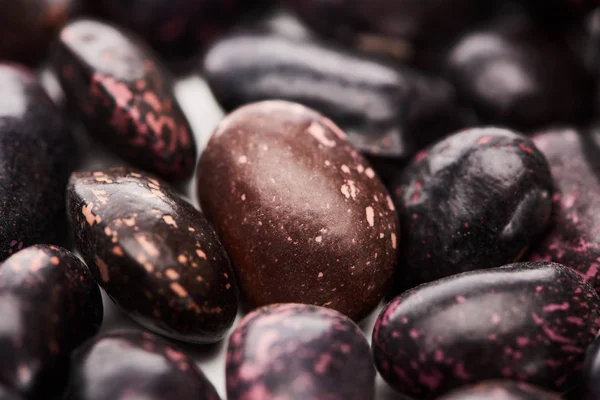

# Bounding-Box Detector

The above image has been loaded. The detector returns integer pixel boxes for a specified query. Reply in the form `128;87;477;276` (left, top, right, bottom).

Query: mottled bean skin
68;168;238;344
96;0;259;60
197;100;397;321
529;128;600;292
391;127;553;288
0;64;77;262
54;19;197;182
284;0;492;60
0;245;103;399
68;331;221;400
226;303;375;400
436;381;562;400
373;262;600;398
444;20;592;129
203;33;469;159
0;0;78;65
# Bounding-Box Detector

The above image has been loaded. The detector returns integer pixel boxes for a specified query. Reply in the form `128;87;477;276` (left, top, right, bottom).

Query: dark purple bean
443;18;592;129
53;19;197;182
528;128;600;292
197;100;397;321
0;0;78;65
0;64;77;261
203;33;470;159
95;0;261;60
373;261;600;398
68;330;221;400
436;381;562;400
284;0;493;60
0;245;103;399
68;167;238;344
391;127;553;289
226;303;374;400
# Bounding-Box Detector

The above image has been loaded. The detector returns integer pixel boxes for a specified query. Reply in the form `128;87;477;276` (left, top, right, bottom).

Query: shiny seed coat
226;303;375;400
197;100;397;321
68;167;238;343
203;33;468;159
0;64;77;261
68;331;221;400
0;245;103;399
54;19;197;182
391;127;553;288
373;262;600;398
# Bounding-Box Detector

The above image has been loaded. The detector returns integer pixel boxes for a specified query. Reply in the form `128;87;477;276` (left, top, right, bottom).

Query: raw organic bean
443;18;592;129
0;245;103;399
0;64;77;261
68;331;221;400
197;100;397;321
373;261;600;398
391;127;553;288
68;167;238;344
54;19;197;182
203;33;469;159
226;303;375;400
529;128;600;292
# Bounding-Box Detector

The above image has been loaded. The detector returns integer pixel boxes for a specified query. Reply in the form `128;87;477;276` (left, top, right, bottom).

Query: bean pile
0;1;599;400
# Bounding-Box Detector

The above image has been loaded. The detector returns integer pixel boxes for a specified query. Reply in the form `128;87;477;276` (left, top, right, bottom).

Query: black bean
203;33;470;159
0;64;77;261
391;127;553;289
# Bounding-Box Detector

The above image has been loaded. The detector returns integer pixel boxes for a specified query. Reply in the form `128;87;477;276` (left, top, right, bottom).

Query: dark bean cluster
0;1;599;399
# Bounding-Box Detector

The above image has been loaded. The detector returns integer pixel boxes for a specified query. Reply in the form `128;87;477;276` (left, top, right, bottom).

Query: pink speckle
314;354;332;374
531;312;544;325
366;207;375;227
414;150;428;162
409;329;420;339
542;326;573;344
543;302;570;312
563;194;576;209
454;363;471;380
307;122;336;147
566;316;584;326
491;313;501;324
418;371;442;390
456;295;466;303
519;143;534;154
516;337;529;346
476;135;493;145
